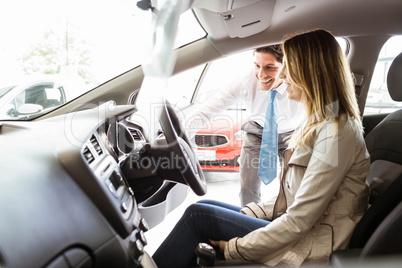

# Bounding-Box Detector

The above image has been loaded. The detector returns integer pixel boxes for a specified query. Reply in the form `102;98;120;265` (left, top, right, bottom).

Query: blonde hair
282;29;362;148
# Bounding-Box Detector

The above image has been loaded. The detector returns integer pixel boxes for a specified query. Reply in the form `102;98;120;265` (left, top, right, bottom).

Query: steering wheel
158;99;207;196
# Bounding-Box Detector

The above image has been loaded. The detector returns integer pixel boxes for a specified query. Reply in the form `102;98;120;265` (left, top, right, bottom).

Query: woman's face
279;61;303;102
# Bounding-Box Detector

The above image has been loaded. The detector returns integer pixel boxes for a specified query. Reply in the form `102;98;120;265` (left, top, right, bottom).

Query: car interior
330;51;402;266
1;0;402;267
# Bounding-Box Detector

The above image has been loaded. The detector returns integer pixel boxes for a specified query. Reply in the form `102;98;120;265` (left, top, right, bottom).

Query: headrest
387;52;402;101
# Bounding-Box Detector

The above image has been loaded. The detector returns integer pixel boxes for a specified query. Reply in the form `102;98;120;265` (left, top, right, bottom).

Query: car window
165;65;206;108
336;37;349;55
194;38;348;109
0;0;205;120
162;39;348;118
163;50;252;112
0;86;15;99
364;36;402;115
196;50;253;108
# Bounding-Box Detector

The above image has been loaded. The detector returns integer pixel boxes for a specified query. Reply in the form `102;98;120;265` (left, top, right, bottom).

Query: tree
20;21;95;85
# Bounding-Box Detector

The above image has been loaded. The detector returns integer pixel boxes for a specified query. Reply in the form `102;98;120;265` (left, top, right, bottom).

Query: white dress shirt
186;70;305;136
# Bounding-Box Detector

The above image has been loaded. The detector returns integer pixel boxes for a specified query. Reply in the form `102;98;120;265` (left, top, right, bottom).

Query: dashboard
0;102;193;268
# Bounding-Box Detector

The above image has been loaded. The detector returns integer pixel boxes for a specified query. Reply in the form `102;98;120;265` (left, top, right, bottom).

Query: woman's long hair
283;29;362;148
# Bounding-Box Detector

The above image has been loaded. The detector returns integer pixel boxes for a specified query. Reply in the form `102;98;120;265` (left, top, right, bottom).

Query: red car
194;112;245;172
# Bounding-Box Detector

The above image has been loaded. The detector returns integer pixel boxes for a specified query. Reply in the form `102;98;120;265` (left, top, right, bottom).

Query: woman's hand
209;239;227;253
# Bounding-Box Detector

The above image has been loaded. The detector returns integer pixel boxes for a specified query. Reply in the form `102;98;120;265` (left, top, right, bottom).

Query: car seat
360;201;402;258
331;51;402;266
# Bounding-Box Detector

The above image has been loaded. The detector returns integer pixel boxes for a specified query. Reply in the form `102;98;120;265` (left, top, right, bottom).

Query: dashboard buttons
129;229;145;262
139;218;149;232
121;202;128;213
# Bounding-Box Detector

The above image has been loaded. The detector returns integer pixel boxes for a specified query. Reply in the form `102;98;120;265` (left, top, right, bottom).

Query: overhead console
194;0;276;38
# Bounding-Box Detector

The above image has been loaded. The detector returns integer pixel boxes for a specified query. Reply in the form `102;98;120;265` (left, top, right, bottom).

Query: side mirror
18;103;43;115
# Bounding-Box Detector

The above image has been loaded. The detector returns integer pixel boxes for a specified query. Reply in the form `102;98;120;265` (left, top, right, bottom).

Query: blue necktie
258;90;278;185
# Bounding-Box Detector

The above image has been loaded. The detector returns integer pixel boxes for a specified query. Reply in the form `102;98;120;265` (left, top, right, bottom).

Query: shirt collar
273;82;287;95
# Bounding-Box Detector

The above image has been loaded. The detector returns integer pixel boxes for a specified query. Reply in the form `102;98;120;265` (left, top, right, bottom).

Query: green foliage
20;26;93;84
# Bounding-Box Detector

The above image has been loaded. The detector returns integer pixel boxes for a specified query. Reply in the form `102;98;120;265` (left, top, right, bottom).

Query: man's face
253;51;283;91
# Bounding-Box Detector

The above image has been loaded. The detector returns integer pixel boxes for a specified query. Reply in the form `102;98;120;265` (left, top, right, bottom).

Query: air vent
83;146;95;164
195;134;229;148
128;128;144;141
90;135;103;156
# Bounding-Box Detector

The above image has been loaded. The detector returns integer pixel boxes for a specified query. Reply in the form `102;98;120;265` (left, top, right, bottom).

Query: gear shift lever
195;243;216;267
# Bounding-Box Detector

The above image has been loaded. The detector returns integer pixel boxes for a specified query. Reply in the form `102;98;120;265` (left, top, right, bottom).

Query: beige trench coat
224;116;371;267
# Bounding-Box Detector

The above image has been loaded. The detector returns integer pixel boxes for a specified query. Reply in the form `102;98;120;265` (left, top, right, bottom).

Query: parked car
194;109;244;172
0;76;89;120
0;0;402;268
0;79;67;119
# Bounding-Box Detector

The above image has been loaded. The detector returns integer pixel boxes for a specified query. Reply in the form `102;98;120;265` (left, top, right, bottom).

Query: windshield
0;0;205;120
0;86;16;99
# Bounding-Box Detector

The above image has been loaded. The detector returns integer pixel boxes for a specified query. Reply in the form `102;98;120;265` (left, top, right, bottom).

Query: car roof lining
192;0;402;57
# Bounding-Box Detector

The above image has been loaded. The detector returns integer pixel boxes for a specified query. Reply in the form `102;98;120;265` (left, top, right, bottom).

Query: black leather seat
360;201;402;258
348;173;402;249
331;51;402;266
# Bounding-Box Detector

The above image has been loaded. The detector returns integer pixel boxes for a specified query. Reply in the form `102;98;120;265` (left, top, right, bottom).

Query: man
186;45;304;206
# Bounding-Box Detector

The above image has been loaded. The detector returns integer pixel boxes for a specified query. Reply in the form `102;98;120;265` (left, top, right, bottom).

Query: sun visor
219;0;276;38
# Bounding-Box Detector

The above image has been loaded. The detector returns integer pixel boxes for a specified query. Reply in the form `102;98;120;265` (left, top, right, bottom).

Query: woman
152;29;370;268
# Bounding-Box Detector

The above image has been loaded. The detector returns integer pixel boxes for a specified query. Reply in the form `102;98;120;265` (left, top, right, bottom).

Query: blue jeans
152;200;270;268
